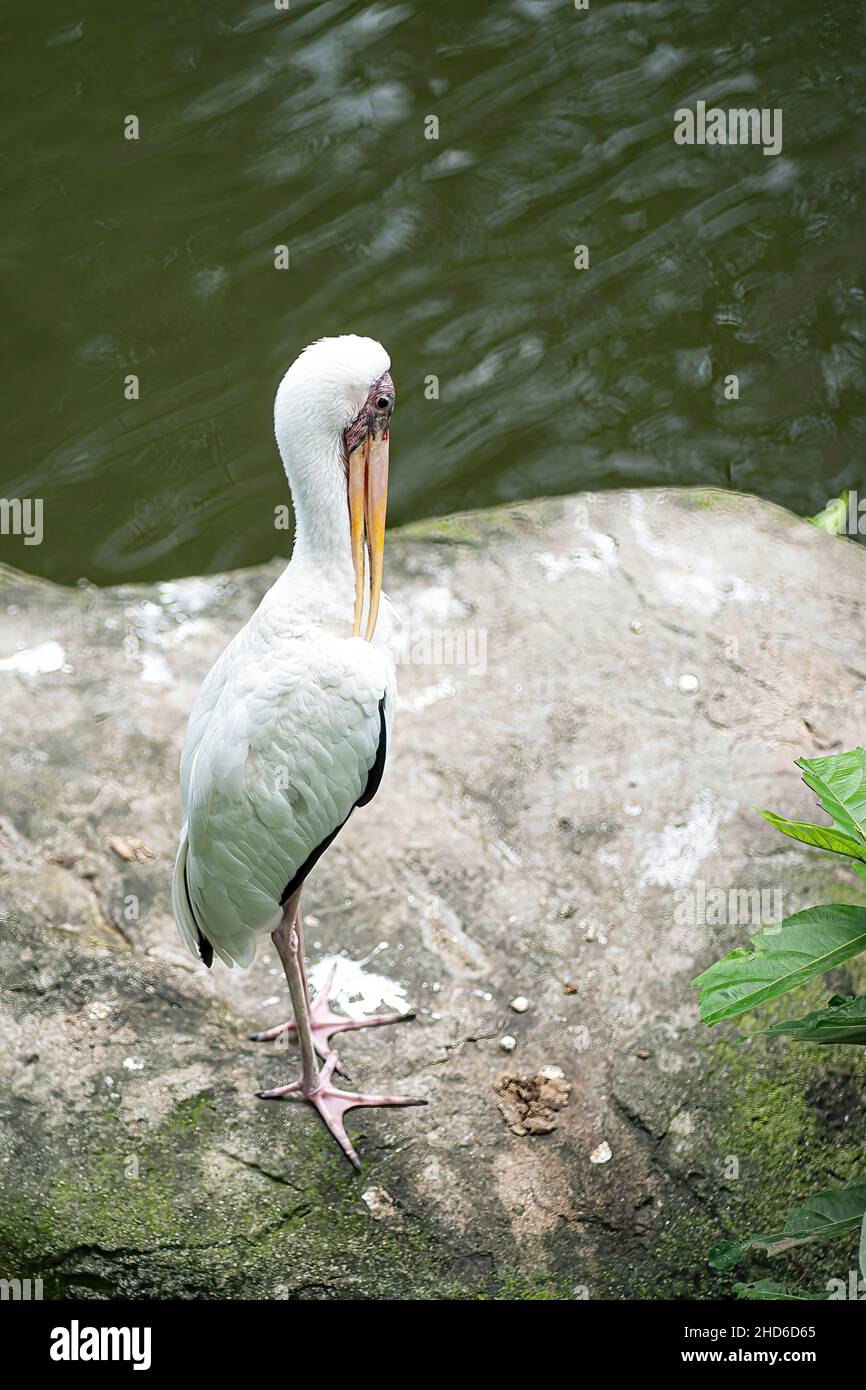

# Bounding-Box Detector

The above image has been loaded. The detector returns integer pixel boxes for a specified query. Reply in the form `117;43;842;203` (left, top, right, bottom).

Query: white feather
172;336;398;968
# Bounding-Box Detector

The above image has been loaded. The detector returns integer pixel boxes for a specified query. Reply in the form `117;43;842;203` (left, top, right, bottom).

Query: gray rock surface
1;488;865;1299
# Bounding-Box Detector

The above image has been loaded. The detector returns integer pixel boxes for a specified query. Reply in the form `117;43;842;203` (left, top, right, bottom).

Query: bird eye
376;395;391;410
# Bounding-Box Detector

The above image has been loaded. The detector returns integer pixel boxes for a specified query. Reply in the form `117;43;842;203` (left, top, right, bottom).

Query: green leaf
732;1280;829;1301
758;995;866;1046
709;1240;744;1271
797;748;866;846
709;1176;866;1270
854;861;866;888
808;492;853;535
756;807;866;859
692;904;866;1025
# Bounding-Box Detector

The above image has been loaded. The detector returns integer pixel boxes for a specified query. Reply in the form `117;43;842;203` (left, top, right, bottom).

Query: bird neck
279;432;356;601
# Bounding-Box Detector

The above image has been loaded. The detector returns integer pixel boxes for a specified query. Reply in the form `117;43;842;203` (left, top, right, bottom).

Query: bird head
274;335;394;641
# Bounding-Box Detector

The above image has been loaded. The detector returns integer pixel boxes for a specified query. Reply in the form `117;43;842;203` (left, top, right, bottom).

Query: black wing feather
280;694;387;906
184;855;214;968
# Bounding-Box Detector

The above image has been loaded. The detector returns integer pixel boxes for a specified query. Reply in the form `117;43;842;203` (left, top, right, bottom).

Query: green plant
692;748;866;1298
808;491;856;536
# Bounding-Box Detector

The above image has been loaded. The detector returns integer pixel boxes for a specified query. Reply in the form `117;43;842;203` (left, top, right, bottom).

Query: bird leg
249;917;416;1067
271;908;320;1093
256;897;426;1170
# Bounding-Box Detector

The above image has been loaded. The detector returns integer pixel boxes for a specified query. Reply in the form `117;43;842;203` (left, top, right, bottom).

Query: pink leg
257;894;425;1170
258;1051;426;1171
250;940;415;1064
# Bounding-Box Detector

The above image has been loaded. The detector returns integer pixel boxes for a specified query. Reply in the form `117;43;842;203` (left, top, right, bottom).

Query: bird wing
172;625;395;969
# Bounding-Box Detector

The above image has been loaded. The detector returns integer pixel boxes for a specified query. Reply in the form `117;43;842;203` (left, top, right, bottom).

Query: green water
3;0;865;585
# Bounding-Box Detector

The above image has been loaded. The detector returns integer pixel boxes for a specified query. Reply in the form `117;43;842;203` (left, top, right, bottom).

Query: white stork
171;335;424;1168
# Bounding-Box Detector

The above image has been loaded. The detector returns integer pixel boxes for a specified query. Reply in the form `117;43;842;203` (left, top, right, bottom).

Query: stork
171;335;425;1168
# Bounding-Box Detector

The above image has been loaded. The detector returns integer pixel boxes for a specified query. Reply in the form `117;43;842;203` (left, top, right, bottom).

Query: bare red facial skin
343;371;395;462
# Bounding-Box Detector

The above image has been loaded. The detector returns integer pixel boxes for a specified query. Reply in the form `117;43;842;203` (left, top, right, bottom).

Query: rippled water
3;0;865;584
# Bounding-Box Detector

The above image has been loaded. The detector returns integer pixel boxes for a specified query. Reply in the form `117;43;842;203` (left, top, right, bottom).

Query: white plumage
172;335;397;970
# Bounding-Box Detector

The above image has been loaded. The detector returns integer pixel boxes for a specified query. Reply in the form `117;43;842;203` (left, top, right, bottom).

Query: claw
250;965;415;1073
249;1020;296;1042
256;1051;427;1170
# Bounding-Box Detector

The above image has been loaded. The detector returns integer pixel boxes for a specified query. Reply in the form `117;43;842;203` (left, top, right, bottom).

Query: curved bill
348;427;390;640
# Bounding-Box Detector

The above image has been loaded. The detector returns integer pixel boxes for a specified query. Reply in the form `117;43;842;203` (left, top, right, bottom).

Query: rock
107;836;154;864
1;488;865;1299
494;1066;572;1136
361;1186;396;1221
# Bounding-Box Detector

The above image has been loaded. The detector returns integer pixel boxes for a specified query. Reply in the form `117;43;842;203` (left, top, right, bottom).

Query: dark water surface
3;0;865;584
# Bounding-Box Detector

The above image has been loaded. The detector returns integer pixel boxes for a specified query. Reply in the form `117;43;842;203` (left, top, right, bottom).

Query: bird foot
256;1052;426;1170
249;962;415;1072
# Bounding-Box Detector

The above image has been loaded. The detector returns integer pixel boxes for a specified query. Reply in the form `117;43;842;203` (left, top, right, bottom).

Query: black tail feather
183;854;214;968
196;929;214;969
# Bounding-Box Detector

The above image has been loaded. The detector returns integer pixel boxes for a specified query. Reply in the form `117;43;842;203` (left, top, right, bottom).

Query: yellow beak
348;427;389;641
